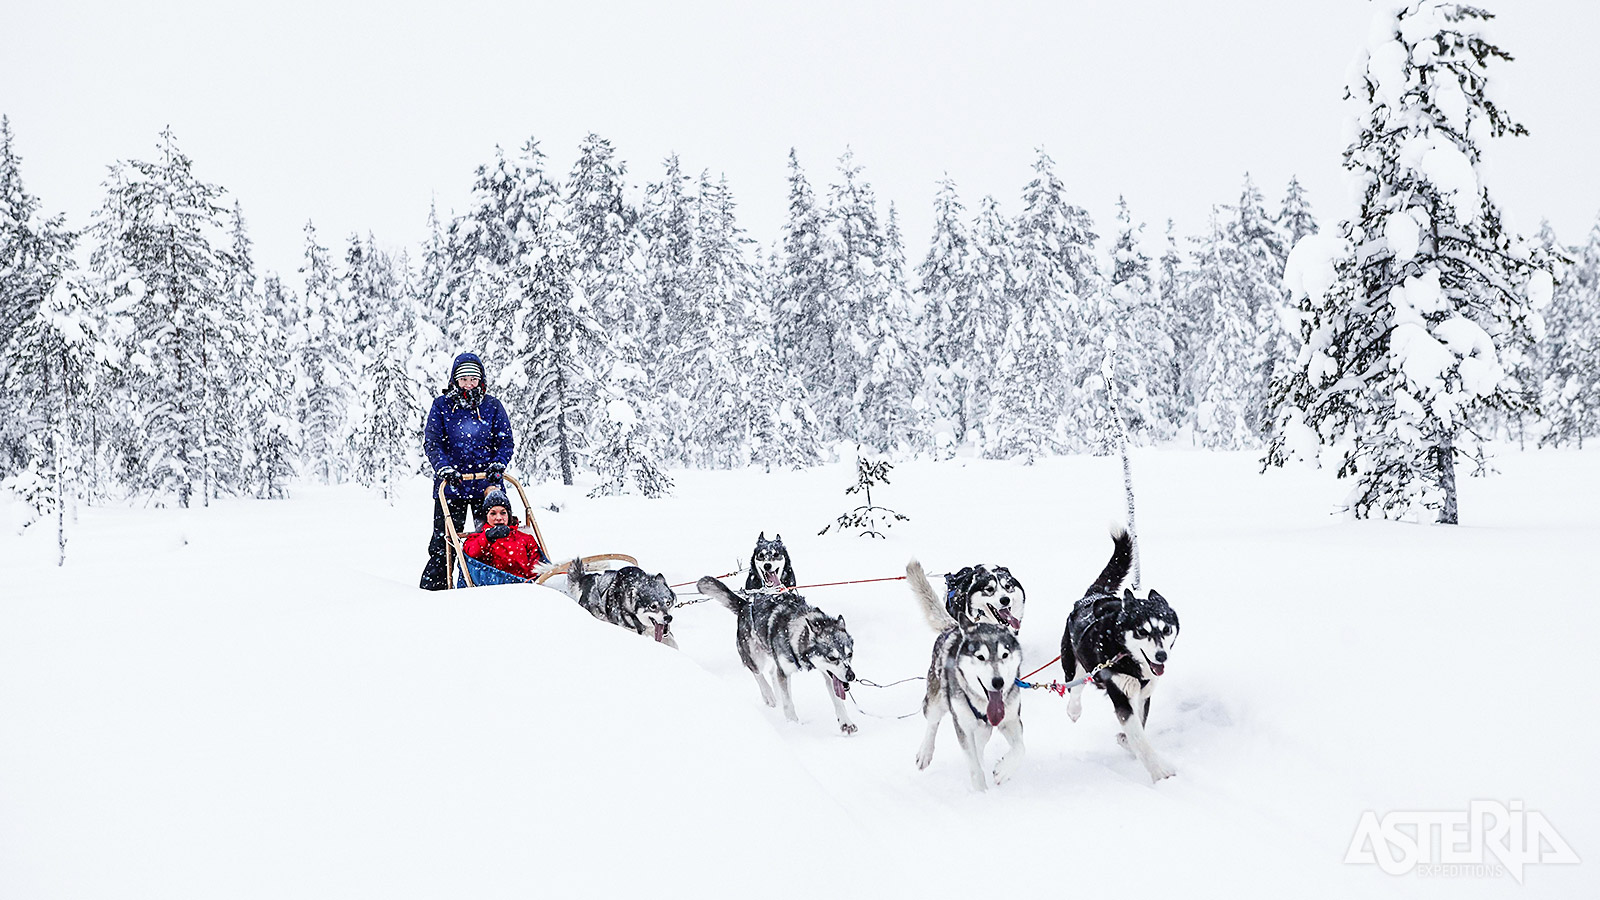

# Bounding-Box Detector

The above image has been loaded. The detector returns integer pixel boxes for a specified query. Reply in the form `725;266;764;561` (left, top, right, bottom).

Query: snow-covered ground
2;448;1594;898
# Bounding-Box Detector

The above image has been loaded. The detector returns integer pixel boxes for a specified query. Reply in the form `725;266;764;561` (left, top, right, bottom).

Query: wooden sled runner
440;472;637;588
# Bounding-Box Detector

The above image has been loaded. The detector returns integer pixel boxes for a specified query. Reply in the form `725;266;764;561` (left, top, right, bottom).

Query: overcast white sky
3;0;1596;280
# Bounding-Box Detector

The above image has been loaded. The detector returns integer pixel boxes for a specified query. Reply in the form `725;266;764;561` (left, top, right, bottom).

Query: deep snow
2;448;1594;898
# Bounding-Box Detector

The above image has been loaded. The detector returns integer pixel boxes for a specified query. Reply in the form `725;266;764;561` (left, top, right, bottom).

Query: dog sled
440;472;637;588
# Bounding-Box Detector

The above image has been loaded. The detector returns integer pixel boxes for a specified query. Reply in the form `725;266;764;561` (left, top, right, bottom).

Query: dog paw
1065;699;1082;722
915;749;933;770
993;759;1020;785
1146;759;1177;782
970;774;990;792
839;721;858;736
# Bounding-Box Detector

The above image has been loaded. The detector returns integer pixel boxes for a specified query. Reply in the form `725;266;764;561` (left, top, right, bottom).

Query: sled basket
440;472;637;588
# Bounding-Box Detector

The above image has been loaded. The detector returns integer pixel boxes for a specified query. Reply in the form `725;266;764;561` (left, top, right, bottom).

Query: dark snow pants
419;495;484;591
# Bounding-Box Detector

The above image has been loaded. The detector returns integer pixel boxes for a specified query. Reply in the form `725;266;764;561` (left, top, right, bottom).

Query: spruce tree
917;176;979;445
295;221;353;484
0;115;75;364
504;137;599;486
1267;1;1552;524
1103;196;1176;443
1540;217;1599;448
86;129;235;506
773;150;834;429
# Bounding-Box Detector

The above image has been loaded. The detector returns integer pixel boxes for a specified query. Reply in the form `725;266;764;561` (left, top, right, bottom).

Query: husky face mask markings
1059;529;1181;782
698;575;858;735
565;558;679;648
744;532;796;592
906;559;1026;790
943;564;1025;632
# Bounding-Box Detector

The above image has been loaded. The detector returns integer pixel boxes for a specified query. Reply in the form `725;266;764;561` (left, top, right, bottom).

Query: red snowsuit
462;524;543;580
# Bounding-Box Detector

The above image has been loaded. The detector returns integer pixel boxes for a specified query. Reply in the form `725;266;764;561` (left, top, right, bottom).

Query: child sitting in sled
462;487;544;580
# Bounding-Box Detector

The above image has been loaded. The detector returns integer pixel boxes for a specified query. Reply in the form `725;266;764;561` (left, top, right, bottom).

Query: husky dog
697;575;857;735
744;532;796;592
907;560;1026;790
1060;528;1180;782
566;558;678;648
942;564;1025;631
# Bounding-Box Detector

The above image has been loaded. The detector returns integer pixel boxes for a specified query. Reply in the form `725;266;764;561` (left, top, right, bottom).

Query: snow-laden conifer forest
4;2;1600;896
4;1;1597;530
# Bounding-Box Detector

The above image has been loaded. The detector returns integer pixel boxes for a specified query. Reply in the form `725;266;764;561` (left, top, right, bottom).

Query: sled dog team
565;528;1181;790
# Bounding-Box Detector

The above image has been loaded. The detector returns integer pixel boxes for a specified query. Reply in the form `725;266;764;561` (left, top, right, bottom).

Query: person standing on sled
461;486;543;580
418;352;515;590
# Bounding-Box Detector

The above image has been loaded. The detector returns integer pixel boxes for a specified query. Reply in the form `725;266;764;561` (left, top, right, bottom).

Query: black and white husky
697;575;857;735
1060;528;1180;782
566;558;678;648
744;532;796;592
942;564;1026;631
907;560;1026;791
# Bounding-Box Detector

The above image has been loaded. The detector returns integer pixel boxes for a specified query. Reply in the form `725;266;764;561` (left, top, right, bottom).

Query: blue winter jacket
424;352;515;501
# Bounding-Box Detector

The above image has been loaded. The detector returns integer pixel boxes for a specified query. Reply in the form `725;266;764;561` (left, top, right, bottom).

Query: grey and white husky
696;575;857;735
942;564;1026;631
907;560;1026;791
744;532;796;592
566;558;678;648
1060;527;1181;782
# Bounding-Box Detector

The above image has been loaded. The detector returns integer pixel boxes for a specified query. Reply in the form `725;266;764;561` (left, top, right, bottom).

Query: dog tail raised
1087;526;1133;598
907;559;957;632
563;557;585;603
697;575;747;613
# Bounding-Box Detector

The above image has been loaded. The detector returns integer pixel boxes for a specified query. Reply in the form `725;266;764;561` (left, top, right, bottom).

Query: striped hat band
454;361;484;381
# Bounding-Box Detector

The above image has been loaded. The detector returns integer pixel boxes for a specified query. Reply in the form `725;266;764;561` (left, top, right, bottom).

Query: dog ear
1148;588;1165;604
1123;588;1137;602
835;614;846;629
774;532;782;543
759;531;766;541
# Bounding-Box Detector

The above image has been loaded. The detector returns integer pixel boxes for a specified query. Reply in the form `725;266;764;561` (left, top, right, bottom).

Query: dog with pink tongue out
907;560;1026;791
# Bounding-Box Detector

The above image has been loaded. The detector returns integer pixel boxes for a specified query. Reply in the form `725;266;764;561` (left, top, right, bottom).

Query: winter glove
485;462;506;488
436;466;463;491
485;524;512;542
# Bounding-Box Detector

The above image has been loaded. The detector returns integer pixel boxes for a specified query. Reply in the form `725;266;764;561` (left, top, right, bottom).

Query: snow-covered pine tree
1103;196;1176;443
198;200;259;505
416;199;452;338
503;137;600;486
0;279;99;554
855;201;928;455
443;146;522;363
1229;175;1293;442
1186;207;1258;449
295;221;354;484
1277;176;1318;248
0;115;75;366
772;150;835;421
1157;218;1192;435
990;149;1099;457
86;129;236;507
684;172;763;468
639;154;700;464
1540;216;1598;448
353;316;418;501
963;195;1018;454
588;397;673;499
917;176;979;447
1268;1;1553;524
242;274;298;498
567;134;645;335
821;148;891;447
739;285;823;472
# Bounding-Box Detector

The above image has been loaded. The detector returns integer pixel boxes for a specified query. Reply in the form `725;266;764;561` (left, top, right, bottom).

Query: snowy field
2;448;1594;899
